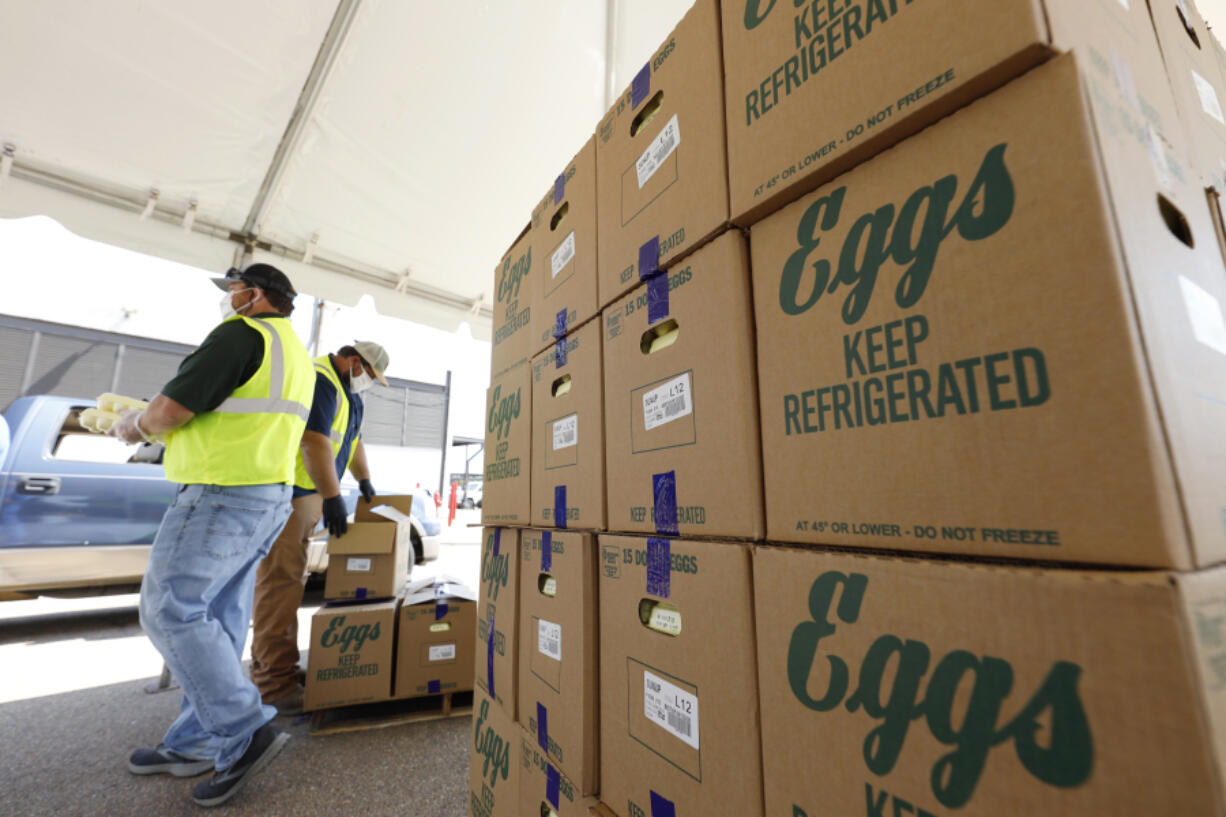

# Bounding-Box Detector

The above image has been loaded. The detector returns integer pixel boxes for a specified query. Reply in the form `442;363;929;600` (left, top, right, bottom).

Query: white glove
111;410;149;445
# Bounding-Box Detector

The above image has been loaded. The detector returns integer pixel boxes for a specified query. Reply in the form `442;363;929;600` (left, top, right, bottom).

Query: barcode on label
636;114;681;188
538;619;562;661
666;708;691;738
643;372;693;432
553;414;578;451
552;232;576;279
662;395;687;419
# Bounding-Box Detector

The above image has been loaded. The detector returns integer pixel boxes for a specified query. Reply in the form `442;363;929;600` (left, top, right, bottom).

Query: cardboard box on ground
395;576;476;699
598;535;763;817
721;0;1186;225
749;52;1226;568
532;320;606;531
324;503;412;601
483;362;532;525
304;598;397;712
519;530;599;796
602;229;764;540
754;544;1226;815
470;687;521;817
531;137;600;357
596;0;729;309
476;528;520;721
520;727;600;817
492;224;535;380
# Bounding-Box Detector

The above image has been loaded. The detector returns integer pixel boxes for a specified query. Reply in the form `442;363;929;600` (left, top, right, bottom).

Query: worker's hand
322;495;349;538
111;410;148;445
358;478;376;505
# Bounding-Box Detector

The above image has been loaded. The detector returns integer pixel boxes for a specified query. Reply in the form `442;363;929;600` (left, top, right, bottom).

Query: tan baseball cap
353;340;389;386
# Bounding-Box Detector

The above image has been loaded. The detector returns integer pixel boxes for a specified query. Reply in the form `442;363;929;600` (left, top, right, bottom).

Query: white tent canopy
0;0;692;340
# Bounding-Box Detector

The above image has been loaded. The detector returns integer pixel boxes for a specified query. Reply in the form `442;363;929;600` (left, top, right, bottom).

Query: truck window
51;407;164;465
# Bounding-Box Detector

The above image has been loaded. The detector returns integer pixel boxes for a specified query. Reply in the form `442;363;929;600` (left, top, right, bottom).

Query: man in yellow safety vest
111;264;314;808
249;340;390;715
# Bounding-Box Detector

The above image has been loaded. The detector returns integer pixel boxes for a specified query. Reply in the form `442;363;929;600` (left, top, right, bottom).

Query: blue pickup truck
0;395;441;600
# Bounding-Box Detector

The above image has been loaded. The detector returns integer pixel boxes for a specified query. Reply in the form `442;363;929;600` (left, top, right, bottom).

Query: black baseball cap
212;263;297;298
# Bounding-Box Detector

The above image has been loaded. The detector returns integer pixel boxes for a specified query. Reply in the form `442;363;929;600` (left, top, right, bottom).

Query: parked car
0;395;437;600
460;481;483;509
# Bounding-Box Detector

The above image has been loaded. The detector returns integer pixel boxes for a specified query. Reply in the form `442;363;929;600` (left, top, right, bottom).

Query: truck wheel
412;529;424;565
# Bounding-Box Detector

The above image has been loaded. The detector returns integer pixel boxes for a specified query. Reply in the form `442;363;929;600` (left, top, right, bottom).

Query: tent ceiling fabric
0;0;693;339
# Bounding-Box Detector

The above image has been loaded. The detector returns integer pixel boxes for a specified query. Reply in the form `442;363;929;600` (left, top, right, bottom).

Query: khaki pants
250;492;322;700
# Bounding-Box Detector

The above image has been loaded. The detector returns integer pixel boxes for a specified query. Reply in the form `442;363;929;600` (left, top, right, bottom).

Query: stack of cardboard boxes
475;0;1226;814
303;498;476;713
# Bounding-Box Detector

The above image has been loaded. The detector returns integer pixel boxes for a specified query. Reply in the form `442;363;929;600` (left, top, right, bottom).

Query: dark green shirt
161;313;283;413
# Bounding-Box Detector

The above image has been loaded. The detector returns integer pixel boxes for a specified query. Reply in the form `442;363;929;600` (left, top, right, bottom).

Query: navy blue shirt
293;356;364;498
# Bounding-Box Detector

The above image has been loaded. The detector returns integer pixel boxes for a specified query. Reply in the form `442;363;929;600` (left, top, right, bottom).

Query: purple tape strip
537;702;549;751
546;764;561;809
638;235;660;281
554;308;568;339
435;602;449;621
650;790;676;817
554;173;566;205
541;531;553;573
646;538;671;599
555;336;567;368
652;470;679;536
486;612;496;698
554;486;567;530
647;274;669;324
428;679;441;694
355;587;367;600
493;528;501;557
632;62;651;108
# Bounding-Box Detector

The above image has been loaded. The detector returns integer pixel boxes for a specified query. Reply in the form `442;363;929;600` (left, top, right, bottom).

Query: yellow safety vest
292;356;357;491
164;316;314;486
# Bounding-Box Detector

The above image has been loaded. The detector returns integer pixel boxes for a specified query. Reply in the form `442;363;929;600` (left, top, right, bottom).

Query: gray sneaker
127;745;213;777
192;724;289;808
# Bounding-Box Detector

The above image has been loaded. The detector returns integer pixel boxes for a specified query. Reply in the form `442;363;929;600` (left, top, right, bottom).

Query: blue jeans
139;483;292;771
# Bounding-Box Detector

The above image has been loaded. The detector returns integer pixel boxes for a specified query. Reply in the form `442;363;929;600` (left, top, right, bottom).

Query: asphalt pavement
0;512;483;817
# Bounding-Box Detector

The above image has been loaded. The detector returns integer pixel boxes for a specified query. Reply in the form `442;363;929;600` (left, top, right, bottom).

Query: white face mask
220;287;255;320
348;366;374;394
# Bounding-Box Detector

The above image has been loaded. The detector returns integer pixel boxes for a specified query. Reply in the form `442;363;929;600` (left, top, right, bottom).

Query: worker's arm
111;394;194;443
300;430;342;498
349;439;377;504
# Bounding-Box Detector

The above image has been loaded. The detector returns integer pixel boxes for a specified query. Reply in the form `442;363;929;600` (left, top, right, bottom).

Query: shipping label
1192;70;1226;125
636;114;681;188
644;669;699;750
346;558;371;573
553;414;578;450
551;231;576;279
429;643;456;662
1179;275;1226;356
642;372;692;431
538;619;562;662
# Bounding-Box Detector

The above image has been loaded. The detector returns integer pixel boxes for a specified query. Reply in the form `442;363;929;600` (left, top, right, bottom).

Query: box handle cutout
539;804;558;817
551;373;572;397
640;318;679;355
1176;3;1201;49
550;201;569;232
538;573;557;597
630;90;664;137
1158;194;1195;247
638;598;682;636
429;621;452;633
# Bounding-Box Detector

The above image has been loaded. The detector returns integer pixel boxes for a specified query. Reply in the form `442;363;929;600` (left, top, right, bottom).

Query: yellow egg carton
81;393;158;440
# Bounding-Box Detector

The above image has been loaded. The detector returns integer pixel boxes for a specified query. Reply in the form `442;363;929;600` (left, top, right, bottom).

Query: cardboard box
750;53;1226;568
1148;0;1226;188
519;530;599;795
520;726;601;817
476;528;520;721
323;509;411;601
722;0;1185;225
602;229;764;540
531;320;606;531
303;598;397;711
469;686;521;817
394;576;477;699
531;136;600;357
598;535;764;817
492;224;535;379
482;360;532;525
754;544;1226;815
595;0;729;309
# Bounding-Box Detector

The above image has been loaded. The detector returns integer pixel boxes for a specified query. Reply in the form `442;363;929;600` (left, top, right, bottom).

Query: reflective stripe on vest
163;316;315;486
293;356;355;491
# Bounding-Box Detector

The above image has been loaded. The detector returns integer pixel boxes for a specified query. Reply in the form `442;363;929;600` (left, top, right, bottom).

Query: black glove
358;478;376;505
322;495;348;538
